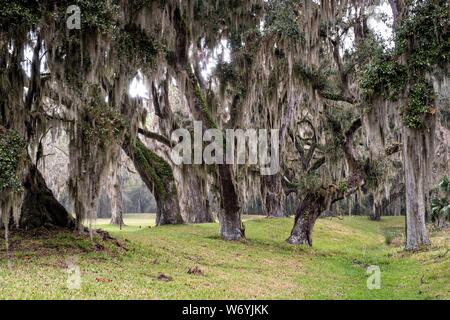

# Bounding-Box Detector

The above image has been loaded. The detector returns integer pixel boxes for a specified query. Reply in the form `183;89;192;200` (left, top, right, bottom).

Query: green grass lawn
0;215;449;299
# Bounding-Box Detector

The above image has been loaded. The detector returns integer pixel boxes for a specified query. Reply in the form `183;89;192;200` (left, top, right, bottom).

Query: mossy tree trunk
122;137;183;226
144;79;213;224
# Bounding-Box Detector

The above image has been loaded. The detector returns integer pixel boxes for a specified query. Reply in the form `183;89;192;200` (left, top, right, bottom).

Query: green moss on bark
187;68;218;129
133;139;175;200
0;129;27;192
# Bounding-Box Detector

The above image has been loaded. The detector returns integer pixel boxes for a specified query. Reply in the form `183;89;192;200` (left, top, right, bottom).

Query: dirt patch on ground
188;266;205;276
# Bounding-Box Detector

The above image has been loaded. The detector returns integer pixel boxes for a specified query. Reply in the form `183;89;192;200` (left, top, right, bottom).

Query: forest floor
0;215;449;299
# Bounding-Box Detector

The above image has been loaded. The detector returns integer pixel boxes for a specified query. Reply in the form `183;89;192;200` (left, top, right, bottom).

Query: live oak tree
224;0;449;247
0;0;448;252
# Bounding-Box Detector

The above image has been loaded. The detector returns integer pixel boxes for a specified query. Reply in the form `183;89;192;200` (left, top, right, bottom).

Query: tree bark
177;166;214;223
288;115;363;245
183;68;244;239
170;5;245;238
403;126;432;250
108;164;124;226
156;191;183;225
287;193;325;245
218;164;244;240
262;174;286;217
122;137;183;226
369;202;382;221
20;162;74;230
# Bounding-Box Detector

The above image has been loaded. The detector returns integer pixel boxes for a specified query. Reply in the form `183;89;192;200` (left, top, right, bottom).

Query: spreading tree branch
138;128;173;147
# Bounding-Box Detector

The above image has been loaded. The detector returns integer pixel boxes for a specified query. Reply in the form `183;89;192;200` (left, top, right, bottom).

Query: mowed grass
94;213;156;230
0;215;449;299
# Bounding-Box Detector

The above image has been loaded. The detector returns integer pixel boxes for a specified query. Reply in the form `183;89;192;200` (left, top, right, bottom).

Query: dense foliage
0;129;26;192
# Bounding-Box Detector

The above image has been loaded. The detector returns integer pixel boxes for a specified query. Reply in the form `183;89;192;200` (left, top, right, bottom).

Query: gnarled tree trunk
287;193;325;245
123;137;183;226
20;162;74;230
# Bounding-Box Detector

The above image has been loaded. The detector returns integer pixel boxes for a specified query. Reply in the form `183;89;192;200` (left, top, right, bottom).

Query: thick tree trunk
218;164;244;240
403;126;433;250
122;137;183;226
369;203;382;221
287;193;325;245
177;166;214;223
369;196;382;221
20;163;74;230
183;63;244;239
155;193;183;225
262;174;286;217
352;193;360;215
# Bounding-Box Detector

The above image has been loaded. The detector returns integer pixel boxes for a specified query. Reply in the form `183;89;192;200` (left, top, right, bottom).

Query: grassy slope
0;216;449;299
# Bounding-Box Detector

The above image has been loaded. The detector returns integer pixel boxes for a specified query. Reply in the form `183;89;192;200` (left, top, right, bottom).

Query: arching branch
138;128;173;147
